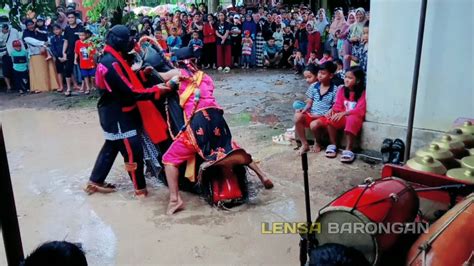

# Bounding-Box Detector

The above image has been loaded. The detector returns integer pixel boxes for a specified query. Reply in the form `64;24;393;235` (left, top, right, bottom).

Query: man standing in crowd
63;11;84;96
0;22;23;93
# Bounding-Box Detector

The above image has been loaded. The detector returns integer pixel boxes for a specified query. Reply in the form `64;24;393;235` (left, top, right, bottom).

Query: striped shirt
305;82;338;115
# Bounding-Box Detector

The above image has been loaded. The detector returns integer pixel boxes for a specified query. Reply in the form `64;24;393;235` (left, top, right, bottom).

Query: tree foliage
0;0;55;30
83;0;127;22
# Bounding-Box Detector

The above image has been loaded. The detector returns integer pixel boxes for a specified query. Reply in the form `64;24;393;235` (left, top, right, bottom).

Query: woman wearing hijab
349;8;367;44
344;8;368;70
329;8;347;58
315;10;329;58
23;19;59;93
341;11;356;70
315;9;329;35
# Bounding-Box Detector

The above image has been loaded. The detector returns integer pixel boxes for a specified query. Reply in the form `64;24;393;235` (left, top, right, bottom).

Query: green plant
84;0;127;22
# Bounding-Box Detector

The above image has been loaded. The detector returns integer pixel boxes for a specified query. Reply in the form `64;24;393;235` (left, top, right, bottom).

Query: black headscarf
106;25;133;54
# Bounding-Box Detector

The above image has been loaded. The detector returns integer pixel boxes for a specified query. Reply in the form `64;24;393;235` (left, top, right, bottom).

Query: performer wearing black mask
85;25;170;197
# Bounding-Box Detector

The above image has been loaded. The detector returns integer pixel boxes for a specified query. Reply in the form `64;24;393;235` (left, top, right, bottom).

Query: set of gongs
406;121;474;182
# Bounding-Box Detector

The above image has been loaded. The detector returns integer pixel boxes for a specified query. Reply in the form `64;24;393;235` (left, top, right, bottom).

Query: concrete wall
362;0;474;152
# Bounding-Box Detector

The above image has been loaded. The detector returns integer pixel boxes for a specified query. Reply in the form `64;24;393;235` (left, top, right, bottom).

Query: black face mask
106;25;133;54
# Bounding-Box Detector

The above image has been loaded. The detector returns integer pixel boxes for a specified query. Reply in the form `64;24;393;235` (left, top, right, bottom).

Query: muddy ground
0;69;381;265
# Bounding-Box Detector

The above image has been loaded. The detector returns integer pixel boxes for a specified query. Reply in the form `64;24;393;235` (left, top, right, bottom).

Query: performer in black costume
85;25;170;197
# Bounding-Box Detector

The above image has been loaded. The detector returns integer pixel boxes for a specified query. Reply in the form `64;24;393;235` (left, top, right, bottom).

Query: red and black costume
88;25;167;195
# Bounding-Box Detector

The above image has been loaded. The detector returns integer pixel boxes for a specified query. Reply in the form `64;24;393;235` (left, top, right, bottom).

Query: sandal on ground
340;150;356;163
391;138;405;165
84;182;117;195
325;144;338;158
272;134;291;145
263;179;274;189
85;90;90;95
381;138;393;164
64;90;72;97
284;131;295;140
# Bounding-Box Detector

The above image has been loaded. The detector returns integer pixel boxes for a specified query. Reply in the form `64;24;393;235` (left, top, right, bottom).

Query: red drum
406;194;474;266
315;177;419;265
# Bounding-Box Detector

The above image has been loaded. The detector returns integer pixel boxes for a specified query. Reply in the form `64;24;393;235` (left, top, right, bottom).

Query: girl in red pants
215;12;232;73
322;66;366;163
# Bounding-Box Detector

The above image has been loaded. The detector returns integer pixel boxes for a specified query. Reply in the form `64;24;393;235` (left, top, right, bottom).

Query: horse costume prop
133;38;254;208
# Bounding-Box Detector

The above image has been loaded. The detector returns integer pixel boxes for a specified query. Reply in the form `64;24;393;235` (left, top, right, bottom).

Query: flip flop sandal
391;138;406;165
381;138;393;164
85;90;90;95
325;144;338;158
340;150;356;163
272;135;291;145
64;90;72;97
284;131;295;140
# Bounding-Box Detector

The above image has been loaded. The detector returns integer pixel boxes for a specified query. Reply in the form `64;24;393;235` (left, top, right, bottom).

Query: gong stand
415;184;474;208
0;124;24;265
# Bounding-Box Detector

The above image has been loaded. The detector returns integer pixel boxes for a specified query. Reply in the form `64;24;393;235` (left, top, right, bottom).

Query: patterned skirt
256;33;265;67
188;108;236;162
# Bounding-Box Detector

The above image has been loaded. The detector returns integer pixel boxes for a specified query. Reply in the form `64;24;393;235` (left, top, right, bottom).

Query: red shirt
74;40;96;69
203;22;216;44
157;39;168;51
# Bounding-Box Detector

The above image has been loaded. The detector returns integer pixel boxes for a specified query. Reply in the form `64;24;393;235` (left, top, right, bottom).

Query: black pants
202;42;216;66
89;135;146;190
64;53;75;78
13;70;29;92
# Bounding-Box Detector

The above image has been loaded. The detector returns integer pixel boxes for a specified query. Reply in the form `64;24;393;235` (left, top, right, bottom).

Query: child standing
335;30;345;60
294;62;338;154
167;27;182;63
241;30;253;69
74;29;96;95
188;31;203;62
283;26;295;47
272;25;284;48
50;24;66;93
154;30;168;52
230;14;242;68
11;40;29;94
322;66;366;163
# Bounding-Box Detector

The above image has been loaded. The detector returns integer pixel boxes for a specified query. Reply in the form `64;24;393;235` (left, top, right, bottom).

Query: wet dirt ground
0;70;381;265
